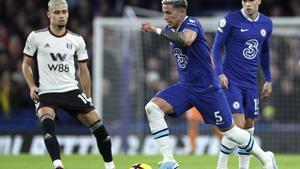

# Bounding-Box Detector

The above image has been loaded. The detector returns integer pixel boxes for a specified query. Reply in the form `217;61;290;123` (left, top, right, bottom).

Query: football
130;163;152;169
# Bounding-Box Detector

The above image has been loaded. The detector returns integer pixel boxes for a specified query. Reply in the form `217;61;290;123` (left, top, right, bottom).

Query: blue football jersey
164;16;220;92
212;10;273;89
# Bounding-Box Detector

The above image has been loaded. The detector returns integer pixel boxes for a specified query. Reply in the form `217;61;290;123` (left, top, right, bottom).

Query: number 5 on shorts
214;111;223;125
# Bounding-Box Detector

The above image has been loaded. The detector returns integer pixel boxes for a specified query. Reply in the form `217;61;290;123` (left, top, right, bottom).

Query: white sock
216;136;236;169
238;154;251;169
104;161;115;169
223;126;269;166
249;139;269;166
246;127;254;136
53;159;64;168
156;136;174;161
238;128;254;169
145;102;174;161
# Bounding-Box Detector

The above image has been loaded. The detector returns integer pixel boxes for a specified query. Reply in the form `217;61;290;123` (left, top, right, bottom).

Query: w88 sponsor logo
48;52;70;72
47;64;70;72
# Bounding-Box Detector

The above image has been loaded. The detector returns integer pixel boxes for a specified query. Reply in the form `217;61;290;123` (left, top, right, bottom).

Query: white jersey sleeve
76;36;88;61
23;31;37;57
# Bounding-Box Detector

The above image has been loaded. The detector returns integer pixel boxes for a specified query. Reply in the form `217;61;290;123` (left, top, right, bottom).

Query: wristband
156;28;162;35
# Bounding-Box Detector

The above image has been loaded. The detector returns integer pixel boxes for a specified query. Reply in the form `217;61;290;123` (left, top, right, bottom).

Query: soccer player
21;1;116;169
212;0;273;169
141;0;277;169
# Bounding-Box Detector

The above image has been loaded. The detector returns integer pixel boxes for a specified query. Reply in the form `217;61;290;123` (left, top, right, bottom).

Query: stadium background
0;0;300;156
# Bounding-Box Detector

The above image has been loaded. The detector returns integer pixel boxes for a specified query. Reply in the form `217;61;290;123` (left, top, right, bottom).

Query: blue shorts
223;82;259;119
155;83;233;129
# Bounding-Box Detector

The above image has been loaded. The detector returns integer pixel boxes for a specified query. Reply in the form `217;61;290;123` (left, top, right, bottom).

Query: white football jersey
23;28;88;94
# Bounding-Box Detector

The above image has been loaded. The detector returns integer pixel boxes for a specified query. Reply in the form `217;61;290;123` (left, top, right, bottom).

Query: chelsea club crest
261;29;266;37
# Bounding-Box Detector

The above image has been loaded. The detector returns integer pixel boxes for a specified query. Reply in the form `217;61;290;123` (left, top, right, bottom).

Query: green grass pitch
0;154;298;169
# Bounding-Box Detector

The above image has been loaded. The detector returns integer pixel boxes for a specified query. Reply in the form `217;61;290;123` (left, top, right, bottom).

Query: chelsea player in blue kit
212;0;274;169
141;0;277;169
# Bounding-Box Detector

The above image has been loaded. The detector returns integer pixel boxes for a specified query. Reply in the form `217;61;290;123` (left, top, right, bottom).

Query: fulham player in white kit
22;0;116;169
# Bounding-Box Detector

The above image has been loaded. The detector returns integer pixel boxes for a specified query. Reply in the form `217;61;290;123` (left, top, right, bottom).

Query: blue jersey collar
241;8;259;22
171;16;188;32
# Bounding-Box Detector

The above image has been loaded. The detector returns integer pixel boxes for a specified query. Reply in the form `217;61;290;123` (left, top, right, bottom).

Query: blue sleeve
212;18;232;75
260;22;273;82
184;17;199;34
163;25;170;32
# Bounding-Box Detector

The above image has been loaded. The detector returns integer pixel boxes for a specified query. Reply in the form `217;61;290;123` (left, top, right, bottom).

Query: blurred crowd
0;0;300;124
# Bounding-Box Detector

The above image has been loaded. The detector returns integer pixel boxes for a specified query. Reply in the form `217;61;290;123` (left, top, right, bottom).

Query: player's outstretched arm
22;55;39;100
141;22;196;46
78;61;92;98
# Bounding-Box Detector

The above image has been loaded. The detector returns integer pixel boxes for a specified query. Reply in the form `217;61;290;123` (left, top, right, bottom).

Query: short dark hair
161;0;188;8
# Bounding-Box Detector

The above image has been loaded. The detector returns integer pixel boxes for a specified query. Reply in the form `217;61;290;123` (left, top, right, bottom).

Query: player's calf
89;120;115;169
145;102;175;162
216;136;235;169
40;114;62;167
237;127;254;169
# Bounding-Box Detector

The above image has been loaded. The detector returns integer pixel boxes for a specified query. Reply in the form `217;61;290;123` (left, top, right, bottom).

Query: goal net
92;15;300;154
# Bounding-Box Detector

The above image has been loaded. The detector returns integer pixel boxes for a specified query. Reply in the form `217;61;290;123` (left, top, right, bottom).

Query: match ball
130;163;152;169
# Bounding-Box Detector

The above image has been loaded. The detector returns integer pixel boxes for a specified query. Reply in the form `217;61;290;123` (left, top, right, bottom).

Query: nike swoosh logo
241;29;249;32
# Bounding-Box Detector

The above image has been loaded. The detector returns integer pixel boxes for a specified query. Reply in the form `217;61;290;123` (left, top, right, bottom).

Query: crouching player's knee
145;102;156;115
145;102;166;124
145;102;164;116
